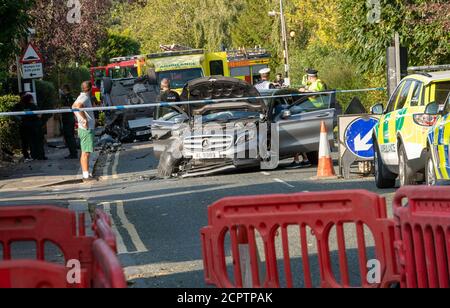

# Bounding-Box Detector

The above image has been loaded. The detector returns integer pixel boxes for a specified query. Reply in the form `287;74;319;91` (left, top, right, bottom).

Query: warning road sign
20;43;43;64
21;63;43;79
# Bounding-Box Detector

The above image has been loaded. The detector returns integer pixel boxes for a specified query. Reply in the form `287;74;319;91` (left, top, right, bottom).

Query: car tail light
413;114;439;126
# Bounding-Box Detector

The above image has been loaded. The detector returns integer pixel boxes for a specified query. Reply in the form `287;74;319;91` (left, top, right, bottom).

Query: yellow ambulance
372;66;450;188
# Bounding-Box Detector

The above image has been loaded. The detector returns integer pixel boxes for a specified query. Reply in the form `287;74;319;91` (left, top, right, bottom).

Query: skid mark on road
101;201;148;255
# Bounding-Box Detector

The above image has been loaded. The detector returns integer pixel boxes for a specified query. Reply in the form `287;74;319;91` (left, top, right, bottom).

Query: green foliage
338;0;450;74
48;66;90;97
230;0;282;69
35;80;57;123
0;0;34;79
97;30;141;65
0;95;21;151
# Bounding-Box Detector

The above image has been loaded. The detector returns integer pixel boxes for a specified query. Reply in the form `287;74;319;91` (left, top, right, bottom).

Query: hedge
0;95;21;152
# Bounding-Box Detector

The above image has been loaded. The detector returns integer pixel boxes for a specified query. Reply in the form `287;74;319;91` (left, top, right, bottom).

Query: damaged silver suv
153;77;335;178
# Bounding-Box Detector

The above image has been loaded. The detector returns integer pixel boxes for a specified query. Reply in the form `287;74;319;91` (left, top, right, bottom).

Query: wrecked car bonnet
180;76;266;118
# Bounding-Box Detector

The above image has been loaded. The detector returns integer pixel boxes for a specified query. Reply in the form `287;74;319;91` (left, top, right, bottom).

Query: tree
110;0;246;53
29;0;112;72
96;30;141;65
231;0;282;69
0;0;34;79
338;0;450;74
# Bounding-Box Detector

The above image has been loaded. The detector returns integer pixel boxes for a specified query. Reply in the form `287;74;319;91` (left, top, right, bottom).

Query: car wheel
374;142;396;189
157;139;182;179
426;155;437;186
306;151;319;166
398;144;416;186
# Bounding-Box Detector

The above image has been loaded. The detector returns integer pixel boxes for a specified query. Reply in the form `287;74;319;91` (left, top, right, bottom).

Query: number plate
193;152;221;159
136;129;151;136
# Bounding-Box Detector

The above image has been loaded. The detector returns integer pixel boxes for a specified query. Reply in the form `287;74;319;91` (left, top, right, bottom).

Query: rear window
433;81;450;106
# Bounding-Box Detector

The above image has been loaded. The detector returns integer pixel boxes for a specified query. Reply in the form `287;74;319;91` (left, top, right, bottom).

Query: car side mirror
425;102;439;115
370;103;384;115
281;110;292;119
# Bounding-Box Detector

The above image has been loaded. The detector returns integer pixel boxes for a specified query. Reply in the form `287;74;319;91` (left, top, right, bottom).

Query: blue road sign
345;117;379;159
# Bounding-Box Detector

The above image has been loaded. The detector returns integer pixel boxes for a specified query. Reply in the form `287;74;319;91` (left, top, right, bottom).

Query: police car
425;94;450;185
371;67;450;188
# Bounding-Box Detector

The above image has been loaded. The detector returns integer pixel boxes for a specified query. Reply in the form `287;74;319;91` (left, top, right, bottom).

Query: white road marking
102;202;128;255
261;172;271;176
112;151;120;180
115;200;148;253
274;178;295;188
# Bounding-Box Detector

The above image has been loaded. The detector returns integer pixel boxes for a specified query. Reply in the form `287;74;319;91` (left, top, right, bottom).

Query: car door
433;98;450;180
276;92;335;156
377;80;412;166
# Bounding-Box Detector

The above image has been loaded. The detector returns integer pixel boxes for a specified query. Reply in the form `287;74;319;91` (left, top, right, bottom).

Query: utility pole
279;0;290;86
269;0;291;86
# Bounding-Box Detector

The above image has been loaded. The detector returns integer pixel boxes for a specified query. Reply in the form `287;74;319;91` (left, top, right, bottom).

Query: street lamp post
269;0;290;86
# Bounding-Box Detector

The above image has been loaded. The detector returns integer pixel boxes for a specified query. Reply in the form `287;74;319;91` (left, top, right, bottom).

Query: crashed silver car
153;77;335;177
102;73;159;142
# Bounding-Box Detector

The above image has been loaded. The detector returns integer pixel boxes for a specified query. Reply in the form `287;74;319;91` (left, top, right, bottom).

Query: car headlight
235;130;256;145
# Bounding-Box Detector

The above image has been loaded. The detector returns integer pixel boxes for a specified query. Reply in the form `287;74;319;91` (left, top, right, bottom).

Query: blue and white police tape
0;87;385;117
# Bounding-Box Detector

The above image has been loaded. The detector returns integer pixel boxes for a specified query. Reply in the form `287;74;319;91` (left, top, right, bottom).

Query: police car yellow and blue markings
429;114;450;180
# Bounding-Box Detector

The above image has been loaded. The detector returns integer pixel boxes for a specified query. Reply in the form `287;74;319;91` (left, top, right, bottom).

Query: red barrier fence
394;187;450;289
201;190;400;288
93;209;118;253
0;206;126;288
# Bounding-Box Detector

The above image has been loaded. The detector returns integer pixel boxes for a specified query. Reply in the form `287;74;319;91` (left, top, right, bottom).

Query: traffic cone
312;121;338;180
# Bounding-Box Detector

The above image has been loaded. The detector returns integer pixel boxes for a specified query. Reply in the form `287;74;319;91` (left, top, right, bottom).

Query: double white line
101;151;121;181
101;201;148;255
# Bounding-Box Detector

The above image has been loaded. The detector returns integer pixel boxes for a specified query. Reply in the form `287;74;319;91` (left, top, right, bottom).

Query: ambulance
146;47;271;93
372;65;450;188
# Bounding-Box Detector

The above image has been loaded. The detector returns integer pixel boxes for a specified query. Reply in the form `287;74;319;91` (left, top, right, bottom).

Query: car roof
406;71;450;84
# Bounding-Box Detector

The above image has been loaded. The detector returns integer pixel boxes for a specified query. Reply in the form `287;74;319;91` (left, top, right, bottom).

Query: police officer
255;68;275;91
300;69;326;93
158;78;181;103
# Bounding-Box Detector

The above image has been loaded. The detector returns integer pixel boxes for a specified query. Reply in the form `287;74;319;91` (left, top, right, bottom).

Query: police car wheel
399;144;415;186
426;156;437;186
374;143;396;189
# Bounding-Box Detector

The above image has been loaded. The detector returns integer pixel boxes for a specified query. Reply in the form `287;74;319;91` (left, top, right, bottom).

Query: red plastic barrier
92;240;127;288
93;210;117;253
201;190;400;288
0;206;126;288
394;187;450;289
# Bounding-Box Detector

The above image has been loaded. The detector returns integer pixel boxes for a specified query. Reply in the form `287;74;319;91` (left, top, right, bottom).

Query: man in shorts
73;81;96;183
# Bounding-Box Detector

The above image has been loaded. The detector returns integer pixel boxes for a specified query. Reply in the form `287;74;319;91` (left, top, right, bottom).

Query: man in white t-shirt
72;81;96;183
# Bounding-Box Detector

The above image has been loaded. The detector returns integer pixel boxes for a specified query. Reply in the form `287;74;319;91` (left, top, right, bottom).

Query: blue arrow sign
345;117;379;159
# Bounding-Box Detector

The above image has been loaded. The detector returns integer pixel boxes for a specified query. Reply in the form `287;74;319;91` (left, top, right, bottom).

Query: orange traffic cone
312;121;338;180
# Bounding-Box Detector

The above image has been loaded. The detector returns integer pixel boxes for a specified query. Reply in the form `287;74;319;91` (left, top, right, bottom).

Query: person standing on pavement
14;93;47;161
13;93;31;161
60;85;78;159
72;81;96;183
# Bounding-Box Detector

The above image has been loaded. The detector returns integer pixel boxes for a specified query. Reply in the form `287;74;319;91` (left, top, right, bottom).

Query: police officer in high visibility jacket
255;68;275;91
300;69;326;93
